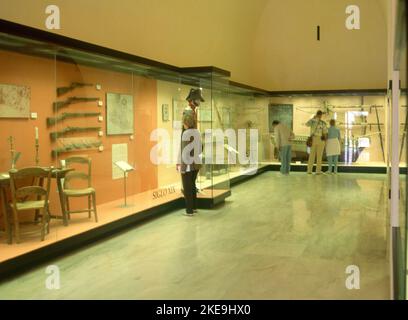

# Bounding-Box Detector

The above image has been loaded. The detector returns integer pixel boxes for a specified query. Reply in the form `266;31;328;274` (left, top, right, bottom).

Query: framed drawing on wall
106;93;134;135
0;83;31;118
162;104;170;122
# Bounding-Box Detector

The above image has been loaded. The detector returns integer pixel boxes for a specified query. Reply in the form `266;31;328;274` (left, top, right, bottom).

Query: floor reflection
0;172;390;299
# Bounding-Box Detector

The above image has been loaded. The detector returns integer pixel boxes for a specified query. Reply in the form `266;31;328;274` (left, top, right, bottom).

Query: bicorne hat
186;88;205;102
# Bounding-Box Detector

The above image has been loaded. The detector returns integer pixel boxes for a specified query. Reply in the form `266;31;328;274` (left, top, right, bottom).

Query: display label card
114;161;134;172
152;185;176;200
112;143;128;180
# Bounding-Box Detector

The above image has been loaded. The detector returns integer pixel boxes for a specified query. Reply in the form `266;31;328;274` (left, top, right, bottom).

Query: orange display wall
0;49;158;224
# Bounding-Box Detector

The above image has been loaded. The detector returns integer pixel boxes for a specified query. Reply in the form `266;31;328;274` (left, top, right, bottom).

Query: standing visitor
177;112;202;216
272;120;294;175
182;88;205;196
177;88;204;216
306;110;328;175
326;119;341;174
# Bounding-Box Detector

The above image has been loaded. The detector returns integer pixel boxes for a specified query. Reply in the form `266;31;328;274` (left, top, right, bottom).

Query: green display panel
268;104;293;132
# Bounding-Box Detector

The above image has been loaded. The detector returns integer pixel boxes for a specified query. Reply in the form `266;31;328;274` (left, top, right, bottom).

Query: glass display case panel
156;70;232;204
400;92;407;300
0;34;59;257
156;80;184;193
218;88;273;180
175;70;232;202
0;27;231;264
207;72;231;200
53;49;153;239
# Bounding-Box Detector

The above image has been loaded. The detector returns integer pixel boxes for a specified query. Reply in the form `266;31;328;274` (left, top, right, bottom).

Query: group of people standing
272;110;341;175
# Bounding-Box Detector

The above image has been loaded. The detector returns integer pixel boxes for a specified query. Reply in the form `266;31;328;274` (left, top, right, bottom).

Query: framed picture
106;93;134;135
0;83;30;118
162;104;170;122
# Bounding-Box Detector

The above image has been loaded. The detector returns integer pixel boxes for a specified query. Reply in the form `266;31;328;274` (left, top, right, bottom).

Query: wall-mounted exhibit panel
0;26;231;267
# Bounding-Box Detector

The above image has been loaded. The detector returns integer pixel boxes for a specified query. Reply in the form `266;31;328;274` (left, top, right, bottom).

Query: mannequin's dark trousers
181;170;198;214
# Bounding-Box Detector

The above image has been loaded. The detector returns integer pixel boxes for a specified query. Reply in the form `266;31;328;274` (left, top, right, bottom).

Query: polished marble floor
0;172;391;299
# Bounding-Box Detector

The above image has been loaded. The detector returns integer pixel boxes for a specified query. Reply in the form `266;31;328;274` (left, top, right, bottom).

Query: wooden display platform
268;162;407;174
197;189;232;209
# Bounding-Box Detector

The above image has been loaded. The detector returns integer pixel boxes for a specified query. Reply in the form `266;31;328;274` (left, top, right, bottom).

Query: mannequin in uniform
183;88;204;129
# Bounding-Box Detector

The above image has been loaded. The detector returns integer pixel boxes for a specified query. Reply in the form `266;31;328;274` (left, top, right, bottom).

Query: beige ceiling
0;0;399;90
250;0;389;90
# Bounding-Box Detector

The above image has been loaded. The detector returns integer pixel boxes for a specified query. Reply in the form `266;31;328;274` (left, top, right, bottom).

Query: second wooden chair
62;156;98;224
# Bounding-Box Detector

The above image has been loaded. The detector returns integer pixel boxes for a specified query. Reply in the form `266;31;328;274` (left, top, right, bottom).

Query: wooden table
0;167;74;244
0;174;12;244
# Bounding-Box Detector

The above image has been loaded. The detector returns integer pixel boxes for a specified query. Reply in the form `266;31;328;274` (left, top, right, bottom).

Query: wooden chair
9;167;52;243
62;156;98;224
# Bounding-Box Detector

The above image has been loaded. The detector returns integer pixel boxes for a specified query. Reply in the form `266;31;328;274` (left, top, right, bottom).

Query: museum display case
269;92;407;168
209;84;407;176
156;70;232;207
0;20;231;269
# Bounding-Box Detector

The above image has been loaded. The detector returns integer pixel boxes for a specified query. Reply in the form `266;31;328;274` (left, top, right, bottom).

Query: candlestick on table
35;127;40;166
9;136;15;169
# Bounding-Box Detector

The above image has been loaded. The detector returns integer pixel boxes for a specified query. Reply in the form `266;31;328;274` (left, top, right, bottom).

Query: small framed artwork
162;104;170;122
106;92;134;135
0;83;31;118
